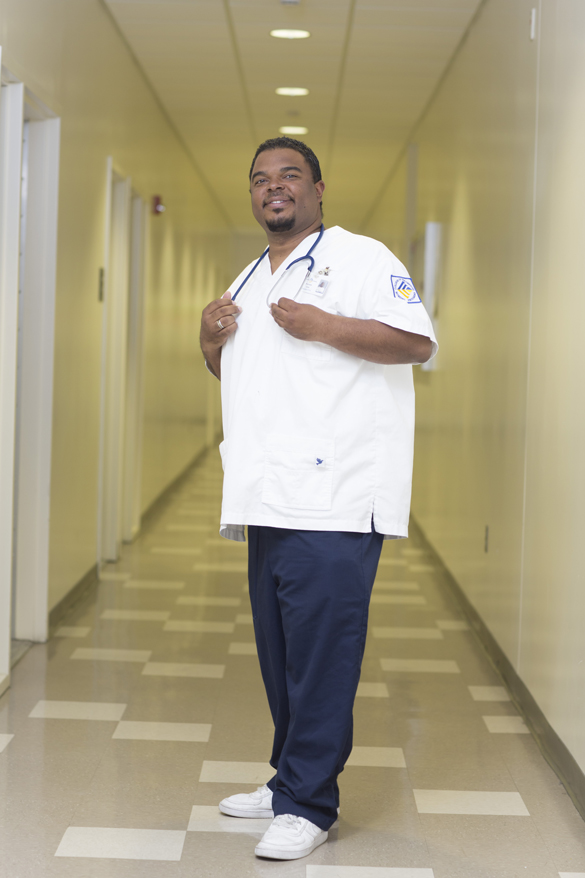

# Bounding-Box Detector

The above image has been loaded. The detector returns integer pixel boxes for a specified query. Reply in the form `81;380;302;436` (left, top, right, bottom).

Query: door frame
0;69;24;694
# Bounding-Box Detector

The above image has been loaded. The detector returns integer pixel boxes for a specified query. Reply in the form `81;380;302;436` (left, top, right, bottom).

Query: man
200;137;436;861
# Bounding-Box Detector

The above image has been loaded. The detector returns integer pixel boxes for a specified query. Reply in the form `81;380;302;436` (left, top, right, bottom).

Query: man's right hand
200;292;241;379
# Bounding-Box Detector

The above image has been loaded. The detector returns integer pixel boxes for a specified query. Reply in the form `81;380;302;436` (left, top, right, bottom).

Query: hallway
1;452;584;877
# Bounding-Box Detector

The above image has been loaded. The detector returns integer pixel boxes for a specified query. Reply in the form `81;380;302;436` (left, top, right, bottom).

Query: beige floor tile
188;806;270;834
29;700;127;721
413;789;529;816
142;662;225;678
357;682;389;698
483;716;529;734
346;747;406;768
374;582;421;591
54;626;91;637
124;579;185;590
372;627;443;640
468;685;510;702
55;826;186;860
164;620;235;633
380;659;460;674
0;732;14;752
228;642;257;655
199;760;272;784
71;648;152;662
176;595;241;607
112;720;211;741
371;595;427;606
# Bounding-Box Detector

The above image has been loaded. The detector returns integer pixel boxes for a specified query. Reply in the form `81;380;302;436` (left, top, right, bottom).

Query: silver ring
216;319;224;331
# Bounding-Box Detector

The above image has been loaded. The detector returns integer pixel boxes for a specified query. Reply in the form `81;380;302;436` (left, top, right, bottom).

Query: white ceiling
105;0;482;231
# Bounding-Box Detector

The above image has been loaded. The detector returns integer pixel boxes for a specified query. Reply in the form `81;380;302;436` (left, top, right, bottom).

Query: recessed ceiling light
270;29;310;39
276;87;309;96
279;126;308;135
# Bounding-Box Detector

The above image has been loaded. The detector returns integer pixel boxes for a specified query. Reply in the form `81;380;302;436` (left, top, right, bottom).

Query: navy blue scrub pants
247;525;384;831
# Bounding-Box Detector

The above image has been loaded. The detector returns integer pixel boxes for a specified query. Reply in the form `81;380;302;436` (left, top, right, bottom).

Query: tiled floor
1;451;585;876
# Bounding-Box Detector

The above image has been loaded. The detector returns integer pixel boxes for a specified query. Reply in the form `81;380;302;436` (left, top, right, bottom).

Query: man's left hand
270;298;332;342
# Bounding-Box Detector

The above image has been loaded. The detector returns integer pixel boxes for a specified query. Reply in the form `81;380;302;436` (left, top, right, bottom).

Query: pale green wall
366;0;585;774
0;0;230;610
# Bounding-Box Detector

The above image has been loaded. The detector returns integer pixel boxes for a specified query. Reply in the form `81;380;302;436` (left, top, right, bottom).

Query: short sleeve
357;245;438;361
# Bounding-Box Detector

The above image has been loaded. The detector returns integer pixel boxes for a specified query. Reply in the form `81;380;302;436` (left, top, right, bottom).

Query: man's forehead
252;149;310;174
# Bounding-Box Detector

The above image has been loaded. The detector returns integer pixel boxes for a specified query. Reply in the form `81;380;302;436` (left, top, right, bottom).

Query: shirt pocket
262;433;334;511
281;305;337;363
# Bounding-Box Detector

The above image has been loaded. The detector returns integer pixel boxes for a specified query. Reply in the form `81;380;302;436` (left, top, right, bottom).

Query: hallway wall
365;0;585;776
0;0;230;612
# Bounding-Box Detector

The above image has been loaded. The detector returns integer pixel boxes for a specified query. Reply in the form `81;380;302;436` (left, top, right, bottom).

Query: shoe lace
251;784;270;801
273;814;302;829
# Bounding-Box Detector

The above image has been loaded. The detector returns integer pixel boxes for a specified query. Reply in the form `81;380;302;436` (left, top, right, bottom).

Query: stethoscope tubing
231;224;325;303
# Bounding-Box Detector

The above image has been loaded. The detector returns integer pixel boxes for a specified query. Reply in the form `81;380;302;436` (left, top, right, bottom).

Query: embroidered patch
391;275;422;304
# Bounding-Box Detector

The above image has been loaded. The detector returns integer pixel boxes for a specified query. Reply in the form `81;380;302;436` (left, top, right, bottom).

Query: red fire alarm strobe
152;195;166;215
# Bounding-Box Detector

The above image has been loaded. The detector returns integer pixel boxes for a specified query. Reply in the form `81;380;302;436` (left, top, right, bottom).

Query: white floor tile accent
356;682;389;698
150;547;202;556
71;648;152;662
193;562;248;573
101;610;170;622
55;626;91;638
371;595;427;606
113;721;211;742
236;614;253;624
99;572;131;582
199;761;272;784
468;686;510;702
483;715;529;734
381;659;460;674
378;559;408;567
164;620;235;633
0;733;14;753
124;580;185;590
346;746;406;768
307;868;434;877
436;620;470;631
29;700;127;721
176;596;241;607
413;789;529;816
188;806;271;834
229;642;257;655
559;873;585;877
374;582;420;591
372;627;443;640
409;565;436;573
166;524;211;532
142;662;225;678
55;827;186;860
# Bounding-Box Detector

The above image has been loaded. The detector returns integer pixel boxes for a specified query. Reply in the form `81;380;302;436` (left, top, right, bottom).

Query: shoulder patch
391;275;421;304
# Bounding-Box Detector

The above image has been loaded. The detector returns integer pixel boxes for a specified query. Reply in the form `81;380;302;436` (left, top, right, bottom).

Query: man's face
249;148;325;234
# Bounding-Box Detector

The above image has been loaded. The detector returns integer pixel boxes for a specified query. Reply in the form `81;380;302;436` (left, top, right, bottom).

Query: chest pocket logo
262;433;334;511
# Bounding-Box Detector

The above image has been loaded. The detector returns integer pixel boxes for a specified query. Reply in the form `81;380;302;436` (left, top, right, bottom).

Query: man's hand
270;297;331;342
270;296;432;365
200;292;241;379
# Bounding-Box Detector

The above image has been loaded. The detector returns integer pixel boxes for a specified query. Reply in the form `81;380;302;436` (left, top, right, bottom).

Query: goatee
265;215;295;233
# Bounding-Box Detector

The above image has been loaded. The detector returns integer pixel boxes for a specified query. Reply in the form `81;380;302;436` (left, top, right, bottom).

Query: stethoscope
231;223;325;306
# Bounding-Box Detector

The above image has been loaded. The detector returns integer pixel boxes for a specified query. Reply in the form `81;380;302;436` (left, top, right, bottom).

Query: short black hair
249;137;322;184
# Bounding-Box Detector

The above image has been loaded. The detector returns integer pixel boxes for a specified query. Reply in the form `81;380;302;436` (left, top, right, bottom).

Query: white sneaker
219;784;274;819
255;814;328;860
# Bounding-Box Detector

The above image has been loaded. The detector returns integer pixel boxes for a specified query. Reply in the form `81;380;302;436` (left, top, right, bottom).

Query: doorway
98;161;147;564
0;65;61;693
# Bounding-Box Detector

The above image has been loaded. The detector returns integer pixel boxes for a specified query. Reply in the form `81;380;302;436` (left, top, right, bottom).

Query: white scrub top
218;226;437;542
